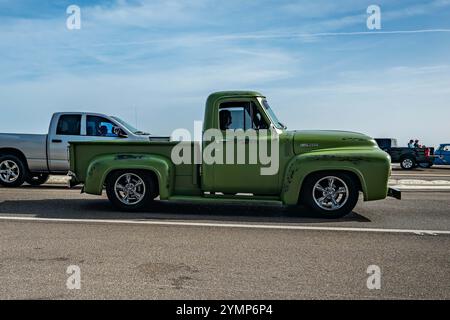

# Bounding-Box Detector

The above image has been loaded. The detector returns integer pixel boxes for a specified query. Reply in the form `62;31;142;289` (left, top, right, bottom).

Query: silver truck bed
0;133;48;171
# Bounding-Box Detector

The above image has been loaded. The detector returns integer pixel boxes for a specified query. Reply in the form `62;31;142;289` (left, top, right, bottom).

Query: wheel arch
280;152;384;205
0;148;29;172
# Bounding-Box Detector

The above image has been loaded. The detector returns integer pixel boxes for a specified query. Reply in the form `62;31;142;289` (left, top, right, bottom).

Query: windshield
261;98;285;130
111;116;149;135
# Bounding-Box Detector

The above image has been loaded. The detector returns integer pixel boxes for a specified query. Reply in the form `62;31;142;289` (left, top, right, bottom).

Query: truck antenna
134;106;138;128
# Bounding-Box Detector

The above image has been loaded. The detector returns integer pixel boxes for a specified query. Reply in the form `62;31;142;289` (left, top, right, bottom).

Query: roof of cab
206;91;265;103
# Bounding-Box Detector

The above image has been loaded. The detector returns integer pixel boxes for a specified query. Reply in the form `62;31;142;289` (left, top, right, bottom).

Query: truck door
438;145;450;165
208;99;279;194
48;114;86;172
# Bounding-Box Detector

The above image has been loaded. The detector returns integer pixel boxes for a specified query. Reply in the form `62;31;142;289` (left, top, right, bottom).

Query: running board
168;195;283;206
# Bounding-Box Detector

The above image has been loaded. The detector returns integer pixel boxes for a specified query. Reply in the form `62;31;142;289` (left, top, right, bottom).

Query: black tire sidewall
25;173;50;186
105;170;155;211
0;155;27;187
301;172;359;219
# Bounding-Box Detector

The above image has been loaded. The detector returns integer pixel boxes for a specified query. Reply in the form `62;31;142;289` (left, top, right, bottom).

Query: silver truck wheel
106;170;156;211
0;155;27;187
300;172;359;219
114;173;146;206
400;157;415;170
0;160;20;183
312;176;349;211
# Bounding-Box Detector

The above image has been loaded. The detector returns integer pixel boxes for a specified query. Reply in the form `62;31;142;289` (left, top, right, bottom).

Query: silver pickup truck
0;112;168;187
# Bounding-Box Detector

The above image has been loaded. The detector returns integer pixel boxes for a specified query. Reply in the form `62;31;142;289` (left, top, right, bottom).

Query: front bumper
388;187;402;200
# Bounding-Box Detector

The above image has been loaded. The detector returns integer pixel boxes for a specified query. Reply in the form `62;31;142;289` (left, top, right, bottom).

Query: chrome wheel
312;176;349;211
0;160;20;183
114;173;146;205
402;158;414;169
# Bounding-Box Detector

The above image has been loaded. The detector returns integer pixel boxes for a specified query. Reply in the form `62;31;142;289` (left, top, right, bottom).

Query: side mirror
113;126;127;138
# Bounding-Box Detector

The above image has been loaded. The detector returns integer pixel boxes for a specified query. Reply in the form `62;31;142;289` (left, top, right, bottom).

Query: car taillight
425;148;430;157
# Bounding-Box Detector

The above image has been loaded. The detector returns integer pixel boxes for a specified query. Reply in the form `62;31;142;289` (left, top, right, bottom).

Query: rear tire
400;157;416;170
0;154;27;187
25;173;50;186
105;170;156;211
300;172;359;219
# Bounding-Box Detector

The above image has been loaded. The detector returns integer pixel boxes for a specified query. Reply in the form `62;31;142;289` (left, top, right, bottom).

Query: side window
444;146;450;152
219;101;268;131
86;116;119;137
56;115;81;135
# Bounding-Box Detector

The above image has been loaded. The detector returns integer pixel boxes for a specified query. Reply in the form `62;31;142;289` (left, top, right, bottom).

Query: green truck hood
291;130;377;154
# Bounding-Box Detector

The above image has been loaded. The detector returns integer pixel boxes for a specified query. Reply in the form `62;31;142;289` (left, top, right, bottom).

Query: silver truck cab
47;112;150;172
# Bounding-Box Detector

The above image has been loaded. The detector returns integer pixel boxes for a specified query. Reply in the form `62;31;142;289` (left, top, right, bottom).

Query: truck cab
47;112;151;172
434;144;450;165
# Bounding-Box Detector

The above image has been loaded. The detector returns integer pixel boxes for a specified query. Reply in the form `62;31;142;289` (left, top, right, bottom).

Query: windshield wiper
278;122;287;130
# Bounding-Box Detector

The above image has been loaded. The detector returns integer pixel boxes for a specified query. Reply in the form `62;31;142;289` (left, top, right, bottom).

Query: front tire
0;155;27;187
25;173;50;186
300;172;359;219
105;170;156;211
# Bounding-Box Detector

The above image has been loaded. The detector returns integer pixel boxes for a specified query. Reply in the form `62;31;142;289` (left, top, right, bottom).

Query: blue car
434;144;450;165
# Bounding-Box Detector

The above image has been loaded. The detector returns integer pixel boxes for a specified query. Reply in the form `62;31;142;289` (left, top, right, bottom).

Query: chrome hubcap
0;160;20;183
403;159;413;168
114;173;146;205
313;176;349;211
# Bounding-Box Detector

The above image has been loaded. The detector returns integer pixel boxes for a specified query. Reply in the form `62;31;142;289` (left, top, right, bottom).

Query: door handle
52;139;62;143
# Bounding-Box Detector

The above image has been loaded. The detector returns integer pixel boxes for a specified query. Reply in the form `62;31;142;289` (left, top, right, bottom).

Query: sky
0;0;449;147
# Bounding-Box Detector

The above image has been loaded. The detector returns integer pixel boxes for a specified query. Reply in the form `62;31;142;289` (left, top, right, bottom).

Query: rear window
56;115;81;135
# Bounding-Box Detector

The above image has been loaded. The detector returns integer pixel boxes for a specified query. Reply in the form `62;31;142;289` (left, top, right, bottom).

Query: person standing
414;139;420;148
408;139;414;148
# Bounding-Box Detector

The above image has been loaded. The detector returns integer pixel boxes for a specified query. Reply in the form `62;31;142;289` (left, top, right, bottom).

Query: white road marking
392;185;450;190
0;216;449;235
392;174;450;177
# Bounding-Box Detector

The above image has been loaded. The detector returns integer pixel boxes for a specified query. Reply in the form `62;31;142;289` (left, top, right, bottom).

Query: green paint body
69;91;391;205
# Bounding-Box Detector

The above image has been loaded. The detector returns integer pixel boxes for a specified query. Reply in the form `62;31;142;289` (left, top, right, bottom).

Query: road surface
0;182;449;299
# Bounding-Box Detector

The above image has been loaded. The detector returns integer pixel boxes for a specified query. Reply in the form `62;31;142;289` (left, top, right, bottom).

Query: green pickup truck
69;91;399;218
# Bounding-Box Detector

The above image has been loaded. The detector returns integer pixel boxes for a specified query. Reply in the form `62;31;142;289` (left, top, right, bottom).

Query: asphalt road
0;183;449;299
391;165;450;181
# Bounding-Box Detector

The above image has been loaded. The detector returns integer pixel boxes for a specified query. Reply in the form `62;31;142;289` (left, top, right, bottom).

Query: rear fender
83;154;174;199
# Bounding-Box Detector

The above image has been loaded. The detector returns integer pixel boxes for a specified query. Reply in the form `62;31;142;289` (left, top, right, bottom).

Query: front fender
83;153;174;199
281;148;391;205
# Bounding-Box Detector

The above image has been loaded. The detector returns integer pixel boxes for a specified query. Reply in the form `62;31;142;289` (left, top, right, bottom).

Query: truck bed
69;140;201;196
388;147;434;164
0;133;48;171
